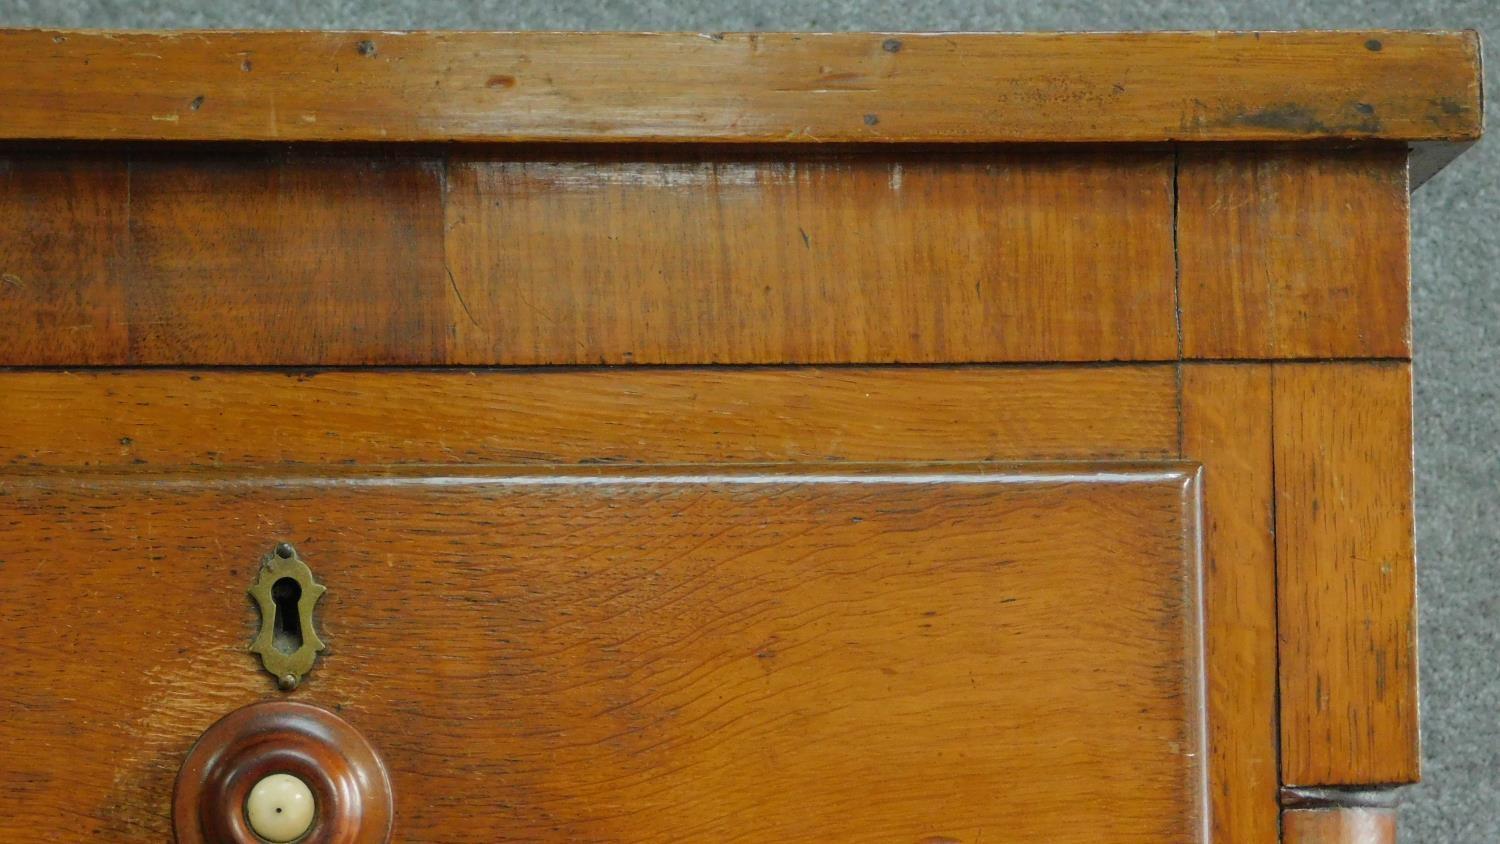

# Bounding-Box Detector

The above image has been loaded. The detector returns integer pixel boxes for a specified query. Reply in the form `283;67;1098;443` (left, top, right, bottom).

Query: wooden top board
0;30;1480;153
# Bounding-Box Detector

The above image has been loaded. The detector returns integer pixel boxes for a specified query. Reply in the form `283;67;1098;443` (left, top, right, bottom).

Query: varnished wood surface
126;154;448;364
1283;807;1397;843
173;701;394;844
1181;364;1279;844
0;156;129;364
1274;363;1419;785
0;23;1455;836
0;465;1205;842
0;366;1179;467
0;148;1175;365
0;30;1480;155
1179;149;1411;359
444;150;1175;363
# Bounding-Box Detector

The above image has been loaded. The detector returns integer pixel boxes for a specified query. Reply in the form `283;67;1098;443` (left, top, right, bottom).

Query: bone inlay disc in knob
245;773;315;842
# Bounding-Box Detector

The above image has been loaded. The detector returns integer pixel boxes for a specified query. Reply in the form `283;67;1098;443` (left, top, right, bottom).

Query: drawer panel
0;465;1204;841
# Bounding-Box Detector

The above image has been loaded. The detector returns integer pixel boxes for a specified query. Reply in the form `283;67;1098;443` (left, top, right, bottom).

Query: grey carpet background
1;1;1492;840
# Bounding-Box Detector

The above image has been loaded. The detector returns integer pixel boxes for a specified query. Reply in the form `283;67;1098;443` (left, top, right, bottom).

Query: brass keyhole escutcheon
249;543;327;691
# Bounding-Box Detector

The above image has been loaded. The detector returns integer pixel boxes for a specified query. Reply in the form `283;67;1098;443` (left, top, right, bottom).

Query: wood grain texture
444;150;1176;363
125;152;447;364
0;466;1206;842
1181;364;1278;844
1178;148;1412;360
0;156;129;363
0;366;1179;467
0;148;1175;365
0;30;1480;151
1274;362;1418;785
1283;808;1397;843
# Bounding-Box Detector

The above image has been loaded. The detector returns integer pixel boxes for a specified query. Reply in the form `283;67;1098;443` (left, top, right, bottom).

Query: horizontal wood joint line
0;356;1418;369
0;361;1187;374
1180;356;1413;364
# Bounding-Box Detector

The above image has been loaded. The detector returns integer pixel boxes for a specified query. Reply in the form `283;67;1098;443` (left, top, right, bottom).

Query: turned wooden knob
173;701;393;843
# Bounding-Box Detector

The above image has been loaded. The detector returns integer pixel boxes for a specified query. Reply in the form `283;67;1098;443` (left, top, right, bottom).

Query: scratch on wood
446;264;481;329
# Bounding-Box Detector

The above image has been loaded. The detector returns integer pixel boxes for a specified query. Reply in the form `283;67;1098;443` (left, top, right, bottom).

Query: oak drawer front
0;465;1203;842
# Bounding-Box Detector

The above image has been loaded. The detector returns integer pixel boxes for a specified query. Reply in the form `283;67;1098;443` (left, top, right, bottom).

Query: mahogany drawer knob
173;701;394;843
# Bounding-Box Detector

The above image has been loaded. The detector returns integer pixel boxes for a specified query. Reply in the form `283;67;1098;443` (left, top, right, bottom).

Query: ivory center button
245;773;315;842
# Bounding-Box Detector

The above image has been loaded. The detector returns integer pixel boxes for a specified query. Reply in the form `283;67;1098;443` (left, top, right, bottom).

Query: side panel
1275;362;1419;785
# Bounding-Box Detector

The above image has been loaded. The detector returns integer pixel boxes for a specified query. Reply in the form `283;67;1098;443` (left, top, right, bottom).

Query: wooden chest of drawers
0;29;1483;843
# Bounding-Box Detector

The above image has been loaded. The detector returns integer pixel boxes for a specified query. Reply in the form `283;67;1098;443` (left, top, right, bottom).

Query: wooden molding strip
0;366;1179;468
1181;364;1279;843
0;30;1481;154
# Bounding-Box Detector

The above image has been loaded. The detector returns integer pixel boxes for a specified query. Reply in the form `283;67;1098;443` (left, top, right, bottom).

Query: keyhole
270;577;303;655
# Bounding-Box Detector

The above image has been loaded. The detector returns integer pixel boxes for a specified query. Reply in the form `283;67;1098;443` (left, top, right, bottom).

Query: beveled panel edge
0;459;1205;483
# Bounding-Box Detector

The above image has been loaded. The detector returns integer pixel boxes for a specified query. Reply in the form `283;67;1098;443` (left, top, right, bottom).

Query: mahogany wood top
0;31;1480;155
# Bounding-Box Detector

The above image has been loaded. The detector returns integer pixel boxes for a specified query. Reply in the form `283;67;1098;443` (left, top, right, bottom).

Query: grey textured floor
2;1;1493;840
